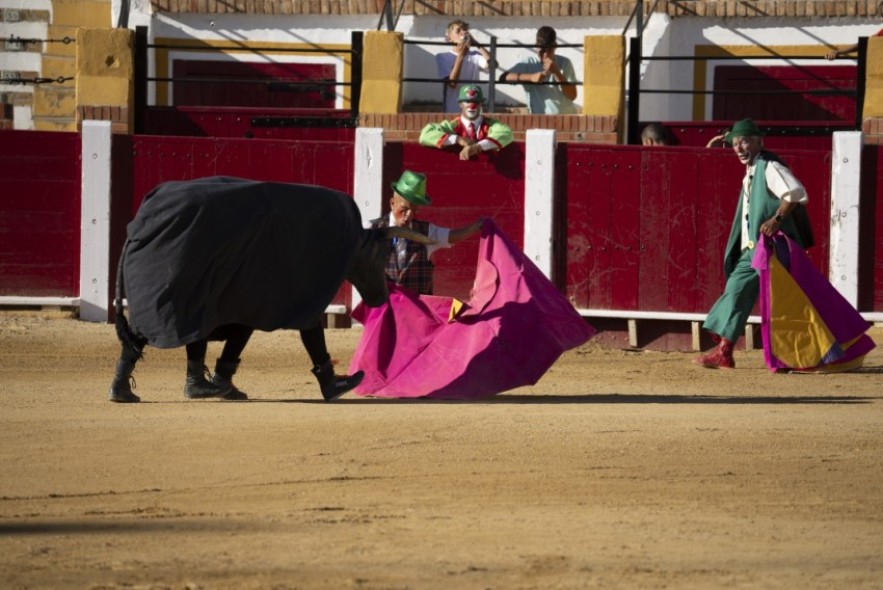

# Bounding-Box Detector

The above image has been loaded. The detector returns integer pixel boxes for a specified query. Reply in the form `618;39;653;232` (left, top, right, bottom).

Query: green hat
725;118;765;143
390;170;431;206
458;84;486;103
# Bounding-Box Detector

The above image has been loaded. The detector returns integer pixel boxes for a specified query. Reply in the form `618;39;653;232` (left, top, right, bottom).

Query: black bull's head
347;226;435;307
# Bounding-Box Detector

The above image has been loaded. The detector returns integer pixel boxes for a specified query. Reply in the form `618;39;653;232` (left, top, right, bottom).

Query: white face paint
460;100;482;121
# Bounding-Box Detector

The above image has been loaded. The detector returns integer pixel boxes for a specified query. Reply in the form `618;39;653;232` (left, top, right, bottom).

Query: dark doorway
713;65;857;122
172;60;337;108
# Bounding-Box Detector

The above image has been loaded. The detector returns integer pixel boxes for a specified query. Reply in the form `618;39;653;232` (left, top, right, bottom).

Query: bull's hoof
184;382;232;400
184;388;230;400
321;370;364;402
222;388;248;401
108;387;140;403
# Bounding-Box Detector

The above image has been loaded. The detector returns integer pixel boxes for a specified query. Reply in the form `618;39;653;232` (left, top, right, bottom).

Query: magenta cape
348;220;596;399
751;232;875;372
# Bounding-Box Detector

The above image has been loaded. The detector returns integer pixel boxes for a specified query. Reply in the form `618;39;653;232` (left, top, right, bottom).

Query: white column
79;121;113;323
352;127;385;313
829;131;863;307
524;129;556;279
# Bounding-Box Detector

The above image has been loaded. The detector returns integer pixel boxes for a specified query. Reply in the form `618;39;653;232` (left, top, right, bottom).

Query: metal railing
626;35;867;144
1;36;76;85
133;27;363;133
401;37;584;112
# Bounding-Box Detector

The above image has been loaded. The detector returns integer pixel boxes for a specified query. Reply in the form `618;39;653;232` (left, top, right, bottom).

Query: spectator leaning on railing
825;5;883;60
500;25;578;114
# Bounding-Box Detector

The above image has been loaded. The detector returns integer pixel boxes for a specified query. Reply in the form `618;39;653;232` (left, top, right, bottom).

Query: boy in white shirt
436;19;494;113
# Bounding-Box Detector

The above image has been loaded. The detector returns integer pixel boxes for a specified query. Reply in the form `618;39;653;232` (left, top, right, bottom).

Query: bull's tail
114;240;145;360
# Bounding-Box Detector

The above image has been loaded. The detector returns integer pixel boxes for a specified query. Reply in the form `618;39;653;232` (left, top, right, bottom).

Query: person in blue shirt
500;26;578;114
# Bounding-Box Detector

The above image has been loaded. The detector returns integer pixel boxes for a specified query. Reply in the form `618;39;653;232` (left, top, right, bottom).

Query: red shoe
693;338;735;369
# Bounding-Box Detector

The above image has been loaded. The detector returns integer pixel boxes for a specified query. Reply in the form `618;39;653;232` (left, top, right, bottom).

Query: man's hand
540;50;559;78
706;134;727;148
459;143;482;160
456;35;471;56
759;217;781;237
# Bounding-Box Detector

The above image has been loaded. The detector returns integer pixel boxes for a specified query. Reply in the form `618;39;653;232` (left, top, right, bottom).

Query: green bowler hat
725;118;765;143
458;84;486;103
390;170;432;206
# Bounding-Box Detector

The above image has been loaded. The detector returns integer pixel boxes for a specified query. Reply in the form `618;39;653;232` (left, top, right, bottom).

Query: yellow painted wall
584;36;625;122
360;31;403;115
864;36;883;118
32;1;111;131
33;85;76;118
53;0;112;29
76;28;133;107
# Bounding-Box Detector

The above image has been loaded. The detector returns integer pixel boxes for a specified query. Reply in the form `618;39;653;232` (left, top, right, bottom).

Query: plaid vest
370;218;434;295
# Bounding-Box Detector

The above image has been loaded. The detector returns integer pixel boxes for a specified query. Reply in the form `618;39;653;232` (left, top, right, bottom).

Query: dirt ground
1;310;882;590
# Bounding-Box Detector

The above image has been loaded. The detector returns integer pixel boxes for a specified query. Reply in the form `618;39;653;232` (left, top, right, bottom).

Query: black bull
114;176;428;356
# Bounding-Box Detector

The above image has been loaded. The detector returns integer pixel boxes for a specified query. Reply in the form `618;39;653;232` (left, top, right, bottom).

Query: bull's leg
108;346;141;403
184;339;231;400
213;360;246;400
300;323;364;402
311;359;364;402
211;325;253;401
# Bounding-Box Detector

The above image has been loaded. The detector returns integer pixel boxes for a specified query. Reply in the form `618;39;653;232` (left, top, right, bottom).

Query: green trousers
702;248;759;342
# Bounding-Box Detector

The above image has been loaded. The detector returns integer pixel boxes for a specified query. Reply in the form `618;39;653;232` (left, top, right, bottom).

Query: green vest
723;153;808;276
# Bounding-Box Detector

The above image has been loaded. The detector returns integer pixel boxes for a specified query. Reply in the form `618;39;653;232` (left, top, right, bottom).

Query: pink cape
348;220;596;399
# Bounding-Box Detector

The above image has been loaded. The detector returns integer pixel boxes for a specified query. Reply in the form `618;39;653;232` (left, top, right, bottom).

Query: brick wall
863;117;883;145
149;1;883;18
359;112;619;143
77;105;131;134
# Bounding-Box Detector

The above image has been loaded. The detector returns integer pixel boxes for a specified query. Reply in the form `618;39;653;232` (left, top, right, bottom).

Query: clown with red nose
419;84;513;161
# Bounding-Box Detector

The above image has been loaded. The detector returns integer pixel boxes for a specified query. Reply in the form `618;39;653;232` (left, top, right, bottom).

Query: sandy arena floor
1;310;882;589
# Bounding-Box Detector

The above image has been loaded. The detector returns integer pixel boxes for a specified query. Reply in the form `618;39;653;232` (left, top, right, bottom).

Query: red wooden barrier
143;107;356;142
657;120;854;151
0;131;81;297
564;144;831;314
3;128;868;350
860;145;883;312
129;136;355;212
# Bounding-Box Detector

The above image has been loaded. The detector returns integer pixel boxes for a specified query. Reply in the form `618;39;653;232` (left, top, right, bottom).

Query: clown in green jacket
419;84;513;161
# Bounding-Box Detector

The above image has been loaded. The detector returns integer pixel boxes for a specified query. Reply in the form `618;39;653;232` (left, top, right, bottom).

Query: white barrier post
79;120;113;323
829;131;862;307
524;129;556;279
352;127;385;315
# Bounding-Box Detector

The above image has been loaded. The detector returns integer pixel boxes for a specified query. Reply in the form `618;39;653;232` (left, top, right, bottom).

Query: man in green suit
695;118;811;369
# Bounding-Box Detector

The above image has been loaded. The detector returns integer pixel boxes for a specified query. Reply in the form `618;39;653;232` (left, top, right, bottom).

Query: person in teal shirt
500;26;578;114
419;84;513;161
695;118;812;369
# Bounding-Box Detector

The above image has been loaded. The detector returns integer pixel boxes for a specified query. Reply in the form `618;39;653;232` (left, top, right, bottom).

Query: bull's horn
384;225;436;245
